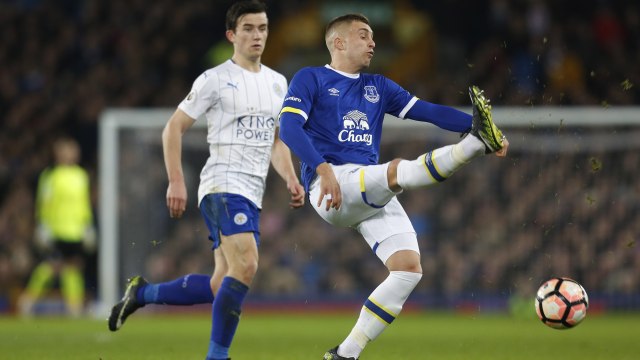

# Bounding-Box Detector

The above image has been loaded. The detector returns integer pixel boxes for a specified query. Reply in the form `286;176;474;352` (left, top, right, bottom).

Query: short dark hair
226;0;268;31
325;13;370;37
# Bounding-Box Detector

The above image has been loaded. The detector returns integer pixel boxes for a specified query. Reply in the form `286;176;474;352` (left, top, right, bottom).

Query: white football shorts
309;163;419;263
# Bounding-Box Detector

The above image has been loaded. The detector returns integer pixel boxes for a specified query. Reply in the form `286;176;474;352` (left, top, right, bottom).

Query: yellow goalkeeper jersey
36;165;93;242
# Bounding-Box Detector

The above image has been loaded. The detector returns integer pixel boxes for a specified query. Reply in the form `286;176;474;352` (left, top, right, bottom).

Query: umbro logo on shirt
328;88;340;96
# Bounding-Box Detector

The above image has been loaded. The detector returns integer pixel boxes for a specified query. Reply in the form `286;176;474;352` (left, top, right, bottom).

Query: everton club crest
364;85;379;103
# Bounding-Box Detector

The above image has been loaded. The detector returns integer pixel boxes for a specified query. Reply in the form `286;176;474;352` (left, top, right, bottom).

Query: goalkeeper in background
18;136;96;317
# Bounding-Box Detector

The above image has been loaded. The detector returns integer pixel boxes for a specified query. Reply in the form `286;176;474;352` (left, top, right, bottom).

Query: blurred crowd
122;131;638;306
1;0;639;312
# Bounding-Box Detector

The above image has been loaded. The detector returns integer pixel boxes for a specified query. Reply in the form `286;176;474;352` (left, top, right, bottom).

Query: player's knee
210;275;222;295
243;257;258;278
395;261;422;274
385;249;422;273
235;256;258;284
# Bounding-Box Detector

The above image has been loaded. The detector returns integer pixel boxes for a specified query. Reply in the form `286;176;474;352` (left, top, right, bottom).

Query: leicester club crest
234;212;248;225
273;83;284;97
364;86;379;103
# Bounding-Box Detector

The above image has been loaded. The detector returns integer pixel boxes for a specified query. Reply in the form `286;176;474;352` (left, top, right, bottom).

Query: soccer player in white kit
107;2;305;359
278;14;509;360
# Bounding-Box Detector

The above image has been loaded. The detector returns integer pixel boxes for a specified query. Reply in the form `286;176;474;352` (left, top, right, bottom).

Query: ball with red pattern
535;277;589;329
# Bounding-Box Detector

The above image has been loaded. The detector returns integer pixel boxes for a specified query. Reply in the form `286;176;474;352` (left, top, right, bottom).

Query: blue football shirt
280;65;417;189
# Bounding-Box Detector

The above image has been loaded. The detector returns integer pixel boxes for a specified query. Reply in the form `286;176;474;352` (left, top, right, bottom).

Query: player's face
228;12;268;62
54;141;80;165
344;21;375;70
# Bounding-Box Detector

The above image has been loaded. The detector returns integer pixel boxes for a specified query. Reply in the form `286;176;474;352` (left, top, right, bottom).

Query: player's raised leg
392;86;506;191
143;274;215;305
108;275;148;331
108;273;214;331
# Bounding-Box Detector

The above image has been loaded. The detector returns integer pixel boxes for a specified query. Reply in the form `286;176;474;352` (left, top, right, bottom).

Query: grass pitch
0;311;638;359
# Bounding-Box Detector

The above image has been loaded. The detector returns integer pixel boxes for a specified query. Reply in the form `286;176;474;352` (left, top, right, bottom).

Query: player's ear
334;36;345;51
225;29;235;43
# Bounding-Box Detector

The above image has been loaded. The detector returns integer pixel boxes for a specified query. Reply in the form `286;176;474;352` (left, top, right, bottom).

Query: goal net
98;107;640;314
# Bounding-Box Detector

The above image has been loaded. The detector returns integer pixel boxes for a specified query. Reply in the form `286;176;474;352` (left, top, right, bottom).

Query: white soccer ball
535;277;589;329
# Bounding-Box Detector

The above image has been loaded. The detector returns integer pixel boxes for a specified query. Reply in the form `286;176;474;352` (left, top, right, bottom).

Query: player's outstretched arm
162;109;195;218
404;99;472;133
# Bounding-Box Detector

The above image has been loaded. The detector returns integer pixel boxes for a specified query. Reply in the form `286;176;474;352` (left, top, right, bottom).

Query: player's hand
83;226;97;253
316;163;342;211
495;137;509;157
166;180;188;218
34;224;52;250
287;180;305;209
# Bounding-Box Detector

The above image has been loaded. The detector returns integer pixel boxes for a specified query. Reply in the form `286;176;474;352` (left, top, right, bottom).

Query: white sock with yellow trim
396;135;485;190
338;271;422;358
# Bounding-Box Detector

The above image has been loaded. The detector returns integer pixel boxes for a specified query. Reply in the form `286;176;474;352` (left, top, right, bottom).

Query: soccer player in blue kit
278;14;509;360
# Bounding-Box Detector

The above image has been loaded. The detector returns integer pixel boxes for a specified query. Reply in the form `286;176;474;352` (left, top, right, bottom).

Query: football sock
338;271;422;358
396;135;485;190
139;274;214;305
206;276;249;360
458;133;487;159
60;266;84;315
25;262;55;298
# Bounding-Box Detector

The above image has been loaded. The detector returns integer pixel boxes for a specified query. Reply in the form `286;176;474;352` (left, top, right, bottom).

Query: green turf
0;311;638;359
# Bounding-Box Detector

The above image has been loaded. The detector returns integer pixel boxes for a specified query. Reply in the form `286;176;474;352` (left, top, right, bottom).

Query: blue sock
206;276;249;360
136;274;214;305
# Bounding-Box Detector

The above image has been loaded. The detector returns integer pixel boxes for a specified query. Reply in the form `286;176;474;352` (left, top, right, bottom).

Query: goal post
97;106;640;316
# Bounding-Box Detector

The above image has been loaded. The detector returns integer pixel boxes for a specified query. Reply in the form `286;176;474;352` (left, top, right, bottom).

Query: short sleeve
280;67;317;121
382;76;416;118
178;70;219;120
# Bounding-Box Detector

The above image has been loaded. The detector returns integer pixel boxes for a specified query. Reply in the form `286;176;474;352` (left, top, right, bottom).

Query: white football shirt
178;59;287;208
